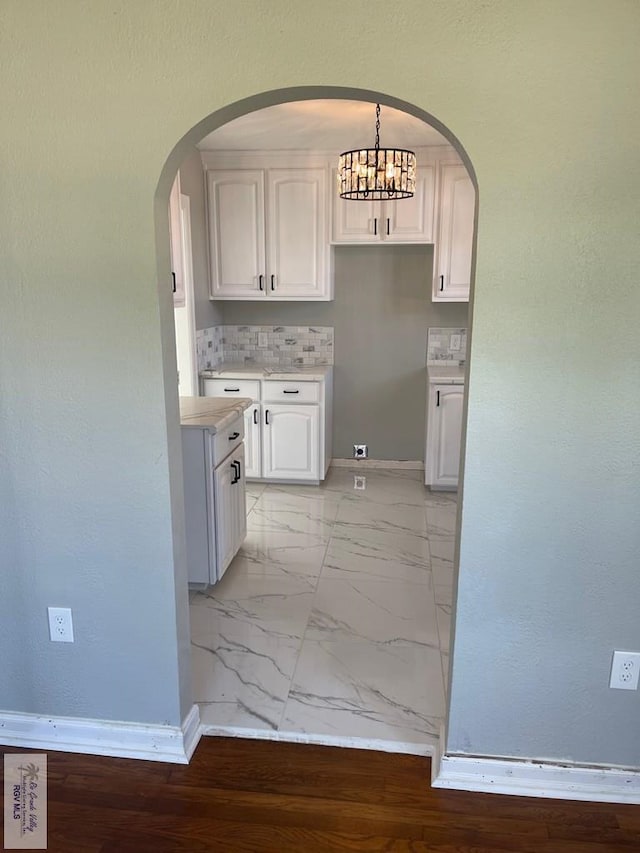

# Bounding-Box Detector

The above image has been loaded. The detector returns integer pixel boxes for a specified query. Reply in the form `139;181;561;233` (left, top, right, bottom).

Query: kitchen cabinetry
332;166;435;244
169;173;185;306
432;163;475;302
425;380;465;490
243;403;262;480
262;404;320;480
206;166;332;301
181;413;247;586
213;442;247;576
203;370;332;483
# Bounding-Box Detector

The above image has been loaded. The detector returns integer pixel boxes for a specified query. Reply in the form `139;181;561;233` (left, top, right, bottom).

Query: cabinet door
433;163;474;301
262;405;320;481
232;445;247;555
425;384;464;489
213;453;239;580
385;166;436;243
243;404;262;481
332;173;380;243
266;168;329;299
208;170;266;299
169;174;185;306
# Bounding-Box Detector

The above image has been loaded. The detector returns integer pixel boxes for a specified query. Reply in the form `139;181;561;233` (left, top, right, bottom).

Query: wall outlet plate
48;606;74;643
609;650;640;690
353;444;368;459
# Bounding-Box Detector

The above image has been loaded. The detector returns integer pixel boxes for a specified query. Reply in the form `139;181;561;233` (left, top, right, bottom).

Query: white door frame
177;193;198;396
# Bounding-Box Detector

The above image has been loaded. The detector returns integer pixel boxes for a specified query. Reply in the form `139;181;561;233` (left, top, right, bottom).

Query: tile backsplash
427;327;467;365
196;325;334;370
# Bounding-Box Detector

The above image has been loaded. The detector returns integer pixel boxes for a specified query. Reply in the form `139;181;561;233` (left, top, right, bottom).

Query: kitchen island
180;396;252;587
179;394;252;431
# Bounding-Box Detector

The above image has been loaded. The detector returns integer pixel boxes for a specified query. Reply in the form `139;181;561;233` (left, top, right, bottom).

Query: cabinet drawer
262;381;320;403
211;415;245;467
203;378;260;400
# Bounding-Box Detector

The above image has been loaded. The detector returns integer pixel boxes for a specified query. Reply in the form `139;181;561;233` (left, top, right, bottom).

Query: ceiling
197;100;449;152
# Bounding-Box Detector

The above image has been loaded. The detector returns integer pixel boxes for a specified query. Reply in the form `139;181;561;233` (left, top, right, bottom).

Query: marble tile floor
190;467;456;754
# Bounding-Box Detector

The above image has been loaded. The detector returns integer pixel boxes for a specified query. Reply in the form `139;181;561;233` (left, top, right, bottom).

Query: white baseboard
200;722;437;757
0;704;202;765
432;750;640;804
331;458;424;470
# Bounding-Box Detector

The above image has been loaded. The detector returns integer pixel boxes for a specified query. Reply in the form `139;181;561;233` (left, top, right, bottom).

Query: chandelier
337;103;416;201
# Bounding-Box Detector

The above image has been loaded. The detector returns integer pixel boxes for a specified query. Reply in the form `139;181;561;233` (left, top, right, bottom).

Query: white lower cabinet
213;442;247;579
262;404;320;481
182;414;247;586
425;383;465;489
203;372;332;483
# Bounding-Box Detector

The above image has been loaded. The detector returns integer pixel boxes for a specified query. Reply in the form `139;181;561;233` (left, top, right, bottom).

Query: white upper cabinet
169;173;185;306
332;166;435;244
433;163;475;302
208;170;266;299
202;148;474;303
266;169;328;299
206;161;332;301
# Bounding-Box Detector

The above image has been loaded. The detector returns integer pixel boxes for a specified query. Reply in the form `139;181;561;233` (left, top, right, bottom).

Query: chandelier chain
375;103;381;152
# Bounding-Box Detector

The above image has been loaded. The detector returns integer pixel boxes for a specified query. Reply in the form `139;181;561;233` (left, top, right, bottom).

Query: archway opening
156;86;477;757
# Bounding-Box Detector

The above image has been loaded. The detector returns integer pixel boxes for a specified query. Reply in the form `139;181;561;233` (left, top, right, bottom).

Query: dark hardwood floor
3;737;639;852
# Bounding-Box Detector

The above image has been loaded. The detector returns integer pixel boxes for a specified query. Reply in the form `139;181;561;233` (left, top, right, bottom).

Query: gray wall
2;1;640;774
223;245;468;460
178;148;222;331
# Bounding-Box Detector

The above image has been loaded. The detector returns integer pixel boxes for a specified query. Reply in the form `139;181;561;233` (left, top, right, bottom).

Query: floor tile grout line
275;488;345;732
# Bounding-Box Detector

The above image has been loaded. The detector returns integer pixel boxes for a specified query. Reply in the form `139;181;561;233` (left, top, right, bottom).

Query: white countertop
200;364;333;381
427;365;465;384
179;396;252;431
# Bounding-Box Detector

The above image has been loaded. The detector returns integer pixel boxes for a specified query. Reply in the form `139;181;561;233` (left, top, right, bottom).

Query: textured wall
223;246;468;460
1;0;640;767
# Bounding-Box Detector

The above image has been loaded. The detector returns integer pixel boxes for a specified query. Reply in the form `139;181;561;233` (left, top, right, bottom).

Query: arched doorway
156;86;478;759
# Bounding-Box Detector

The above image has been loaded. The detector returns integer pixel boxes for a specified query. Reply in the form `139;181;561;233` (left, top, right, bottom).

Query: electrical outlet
353;444;368;459
609;650;640;690
48;607;74;643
